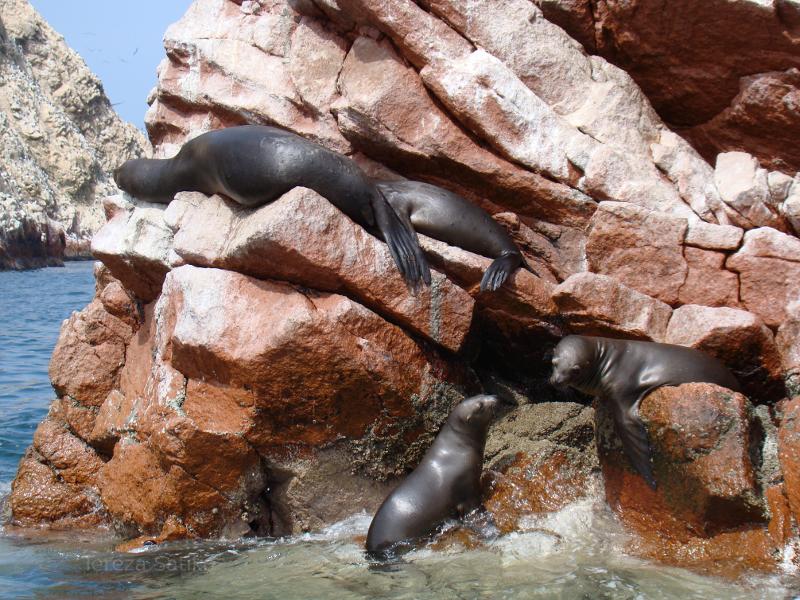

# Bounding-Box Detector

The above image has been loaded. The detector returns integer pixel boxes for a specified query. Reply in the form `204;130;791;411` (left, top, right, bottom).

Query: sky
28;0;193;131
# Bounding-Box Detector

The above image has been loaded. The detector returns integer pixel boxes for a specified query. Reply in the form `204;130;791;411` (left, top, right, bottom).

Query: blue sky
29;0;193;131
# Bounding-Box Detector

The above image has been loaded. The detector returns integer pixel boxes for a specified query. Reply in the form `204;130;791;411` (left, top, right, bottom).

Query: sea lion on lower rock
366;394;500;558
113;125;430;287
375;180;529;291
549;335;741;489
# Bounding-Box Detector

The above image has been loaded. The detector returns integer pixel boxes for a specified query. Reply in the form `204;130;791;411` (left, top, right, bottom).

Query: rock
9;405;106;528
172;190;475;353
333;36;596;226
98;439;239;538
776;316;800;397
418;235;559;325
420;50;698;221
684;221;744;251
98;281;139;329
427;0;729;224
586;202;687;305
727;228;800;328
666;305;784;402
677;248;740;309
492;213;586;282
713;152;785;230
72;264;476;539
782;179;800;235
266;447;395;535
579;0;800;171
778;398;800;526
598;383;778;576
10;451;104;529
148;0;349;155
33;414;105;487
482;401;597;533
0;0;146;267
0;216;65;270
336;0;471;69
49;298;133;410
552;272;672;341
688;69;800;174
91;197;174;302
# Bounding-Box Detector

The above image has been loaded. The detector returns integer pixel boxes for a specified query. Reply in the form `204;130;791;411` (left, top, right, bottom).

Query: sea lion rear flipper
372;193;431;288
480;252;522;291
610;396;657;489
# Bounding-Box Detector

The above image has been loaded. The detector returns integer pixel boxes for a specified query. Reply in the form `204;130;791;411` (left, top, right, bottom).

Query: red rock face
665;305;785;402
597;384;782;576
778;398;800;526
583;0;800;172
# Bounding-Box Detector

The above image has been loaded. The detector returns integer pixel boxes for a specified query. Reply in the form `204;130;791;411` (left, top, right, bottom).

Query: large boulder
727;228;800;328
597;383;781;576
85;265;476;538
665;305;785;402
170;190;475;354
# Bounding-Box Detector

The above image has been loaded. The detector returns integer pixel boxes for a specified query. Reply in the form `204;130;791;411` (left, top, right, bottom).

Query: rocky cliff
7;0;800;577
0;0;146;269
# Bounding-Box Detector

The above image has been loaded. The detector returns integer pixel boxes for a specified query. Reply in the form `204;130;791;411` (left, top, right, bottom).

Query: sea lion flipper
611;397;657;489
480;252;522;291
372;195;431;287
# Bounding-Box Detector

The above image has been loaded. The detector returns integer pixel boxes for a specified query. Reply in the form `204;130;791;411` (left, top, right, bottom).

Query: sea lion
375;180;528;291
366;394;500;557
113;125;430;287
549;335;741;489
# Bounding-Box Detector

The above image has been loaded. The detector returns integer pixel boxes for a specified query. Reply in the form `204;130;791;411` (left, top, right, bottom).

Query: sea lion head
550;335;596;389
447;394;500;437
113;159;137;193
113;159;166;199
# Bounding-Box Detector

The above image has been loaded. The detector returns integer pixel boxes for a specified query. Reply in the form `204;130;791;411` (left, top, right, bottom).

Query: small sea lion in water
113;125;430;287
549;335;741;489
366;394;501;557
375;180;528;291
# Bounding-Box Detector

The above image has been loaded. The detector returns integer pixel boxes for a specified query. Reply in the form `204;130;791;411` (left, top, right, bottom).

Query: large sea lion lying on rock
375;180;529;291
366;394;501;558
113;125;430;287
115;125;529;291
549;335;741;489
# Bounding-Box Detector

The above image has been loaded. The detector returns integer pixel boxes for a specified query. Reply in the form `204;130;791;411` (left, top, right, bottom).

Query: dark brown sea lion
549;335;741;488
366;394;500;557
113;125;430;287
375;180;528;291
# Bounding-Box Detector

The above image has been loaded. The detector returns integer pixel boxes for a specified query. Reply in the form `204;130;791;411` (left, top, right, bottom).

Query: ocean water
0;262;798;599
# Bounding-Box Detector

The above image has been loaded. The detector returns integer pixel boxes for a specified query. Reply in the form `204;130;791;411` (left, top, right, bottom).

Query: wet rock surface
8;0;800;579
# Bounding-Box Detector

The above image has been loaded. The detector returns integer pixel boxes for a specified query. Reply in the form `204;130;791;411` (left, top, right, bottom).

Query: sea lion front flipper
480;252;522;291
610;396;657;489
372;192;431;288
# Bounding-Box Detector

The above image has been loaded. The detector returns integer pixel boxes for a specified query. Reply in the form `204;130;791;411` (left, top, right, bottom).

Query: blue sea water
0;261;96;489
0;262;798;599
